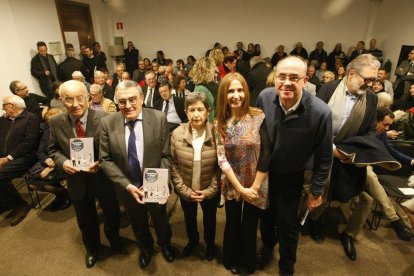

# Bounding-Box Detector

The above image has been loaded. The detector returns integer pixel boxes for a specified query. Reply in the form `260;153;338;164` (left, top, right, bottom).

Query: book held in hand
70;138;94;170
142;168;170;204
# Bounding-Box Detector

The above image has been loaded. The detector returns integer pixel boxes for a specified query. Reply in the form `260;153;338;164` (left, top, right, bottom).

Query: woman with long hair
214;73;270;275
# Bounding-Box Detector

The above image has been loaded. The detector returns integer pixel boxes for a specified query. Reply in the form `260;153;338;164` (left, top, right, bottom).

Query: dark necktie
75;119;85;138
146;88;153;107
127;120;143;187
164;100;169;114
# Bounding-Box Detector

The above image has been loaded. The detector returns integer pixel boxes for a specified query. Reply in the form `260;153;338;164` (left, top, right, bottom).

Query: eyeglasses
118;96;138;106
63;95;86;105
356;72;378;84
275;74;305;83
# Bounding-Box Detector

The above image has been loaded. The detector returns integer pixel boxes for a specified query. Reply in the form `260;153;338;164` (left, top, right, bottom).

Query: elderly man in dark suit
153;80;188;133
393;48;414;100
142;71;161;108
99;80;175;269
0;95;40;226
48;80;122;268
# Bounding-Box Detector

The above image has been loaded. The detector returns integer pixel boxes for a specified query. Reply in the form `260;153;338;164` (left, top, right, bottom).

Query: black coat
246;62;271;106
30;54;59;99
142;85;161;108
153;96;188;123
58;57;86;81
124;48;139;76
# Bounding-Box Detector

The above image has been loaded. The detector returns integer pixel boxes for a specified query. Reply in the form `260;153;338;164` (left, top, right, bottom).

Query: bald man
48;80;122;268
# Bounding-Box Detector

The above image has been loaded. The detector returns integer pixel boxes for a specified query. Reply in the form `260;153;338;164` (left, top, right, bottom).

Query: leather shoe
309;218;324;241
85;252;97;268
161;246;175;263
181;240;198;257
339;231;356;261
205;245;216;261
139;250;152;269
256;246;273;269
10;204;31;226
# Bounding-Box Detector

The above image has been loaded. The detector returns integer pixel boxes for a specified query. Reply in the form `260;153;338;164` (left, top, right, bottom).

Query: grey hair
94;70;105;78
89;84;102;94
3;95;26;109
346;54;380;75
115;80;143;99
376;92;393;108
72;71;84;79
59;80;88;97
184;92;210;110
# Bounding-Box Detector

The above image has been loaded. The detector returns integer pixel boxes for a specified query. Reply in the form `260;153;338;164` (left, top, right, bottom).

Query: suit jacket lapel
142;108;152;168
115;113;129;169
85;109;98;137
61;113;76;139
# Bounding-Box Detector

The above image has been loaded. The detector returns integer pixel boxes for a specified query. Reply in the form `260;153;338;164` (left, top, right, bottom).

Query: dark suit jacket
246;61;271;106
30;54;59;99
317;80;378;202
48;109;113;200
99;108;171;198
153;96;188;123
393;60;414;96
142;85;161;107
349;49;368;61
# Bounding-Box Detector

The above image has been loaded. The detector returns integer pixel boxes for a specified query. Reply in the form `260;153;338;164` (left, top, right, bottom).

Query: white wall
107;0;377;61
1;0;413;107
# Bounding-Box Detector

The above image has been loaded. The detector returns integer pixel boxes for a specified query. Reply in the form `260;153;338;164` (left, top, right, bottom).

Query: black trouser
125;192;172;252
72;184;121;254
264;171;303;275
0;156;35;208
223;199;261;273
180;197;217;246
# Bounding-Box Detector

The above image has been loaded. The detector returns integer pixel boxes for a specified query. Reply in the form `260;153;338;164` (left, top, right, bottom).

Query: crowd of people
1;38;414;275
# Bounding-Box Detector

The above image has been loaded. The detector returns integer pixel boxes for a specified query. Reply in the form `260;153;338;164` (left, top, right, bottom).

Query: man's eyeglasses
63;95;86;105
356;72;378;84
118;97;138;107
275;74;305;83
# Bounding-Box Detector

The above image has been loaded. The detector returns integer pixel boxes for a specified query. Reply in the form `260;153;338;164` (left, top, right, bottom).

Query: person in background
72;71;91;92
9;80;49;119
50;81;65;111
89;84;116;113
171;92;219;260
124;41;139;77
172;76;191;98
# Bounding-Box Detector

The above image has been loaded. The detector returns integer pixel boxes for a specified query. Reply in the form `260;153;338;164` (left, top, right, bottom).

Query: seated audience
336;66;346;80
172;76;191;98
377;92;393;108
26;108;71;211
89;84;116;112
219;55;237;80
349;40;368;61
153;50;167;65
185;56;196;72
9;80;49;119
377;68;394;98
171;92;219;260
143;58;151;71
368;38;383;63
0;95;40;226
142;71;161;108
154;81;188;133
391;83;414;111
111;63;125;90
94;70;114;101
121;72;131;81
307;65;321;91
309;41;327;69
132;60;147;85
50;81;65;111
321;70;335;84
270;45;287;67
290;42;308;59
327;43;347;71
72;71;91;91
372;80;385;94
315;62;327;81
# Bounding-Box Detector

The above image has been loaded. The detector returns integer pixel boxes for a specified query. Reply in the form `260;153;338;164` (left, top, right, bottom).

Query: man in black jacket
153;81;187;133
58;44;86;81
0;95;40;226
124;41;139;77
246;56;271;106
9;80;49;119
30;41;59;100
